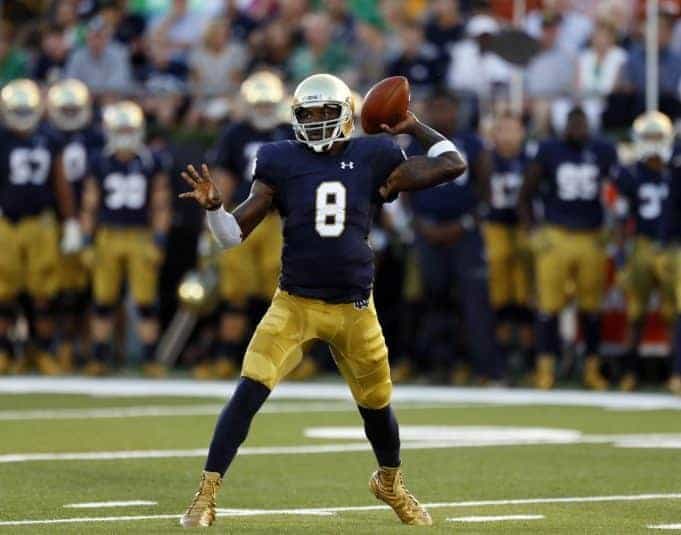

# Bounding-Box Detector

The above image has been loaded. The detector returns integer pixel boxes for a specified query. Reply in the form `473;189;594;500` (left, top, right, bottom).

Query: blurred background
1;0;680;393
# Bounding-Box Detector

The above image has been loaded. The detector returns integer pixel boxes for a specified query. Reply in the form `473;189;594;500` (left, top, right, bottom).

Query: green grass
1;392;680;533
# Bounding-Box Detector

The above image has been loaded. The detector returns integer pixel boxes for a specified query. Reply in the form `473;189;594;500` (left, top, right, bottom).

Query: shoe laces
396;472;421;511
187;476;218;514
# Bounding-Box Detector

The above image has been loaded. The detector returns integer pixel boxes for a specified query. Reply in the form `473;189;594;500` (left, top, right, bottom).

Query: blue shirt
624;45;681;95
487;147;530;224
254;135;406;303
0;122;64;222
409;132;485;222
615;162;670;240
533;138;617;230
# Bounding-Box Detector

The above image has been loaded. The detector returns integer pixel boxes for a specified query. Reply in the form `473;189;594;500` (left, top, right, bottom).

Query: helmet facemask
292;101;353;152
635;131;673;163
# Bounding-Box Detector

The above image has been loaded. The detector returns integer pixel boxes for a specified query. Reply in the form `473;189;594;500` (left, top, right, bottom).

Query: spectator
386;21;443;98
65;16;134;97
446;14;512;104
185;19;248;127
575;18;626;127
53;0;84;49
525;0;593;54
33;25;69;84
148;0;206;61
325;0;357;46
424;0;464;52
141;38;188;127
0;23;28;85
525;13;575;134
288;13;351;81
353;21;390;91
248;20;296;77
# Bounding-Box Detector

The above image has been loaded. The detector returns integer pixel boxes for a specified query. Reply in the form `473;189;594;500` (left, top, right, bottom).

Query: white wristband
206;208;242;249
427;139;457;158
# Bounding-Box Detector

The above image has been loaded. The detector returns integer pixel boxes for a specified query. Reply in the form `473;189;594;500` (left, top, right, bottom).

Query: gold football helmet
632;110;674;162
102;100;145;154
240;70;285;131
291;74;354;152
0;78;43;133
46;78;92;132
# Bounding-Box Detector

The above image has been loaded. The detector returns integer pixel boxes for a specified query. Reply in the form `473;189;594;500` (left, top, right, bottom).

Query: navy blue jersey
0;123;64;222
90;149;165;227
208;121;292;205
615;162;670;240
409;132;485;221
487;147;530;224
663;161;681;243
54;126;105;207
534;138;617;230
254;135;406;303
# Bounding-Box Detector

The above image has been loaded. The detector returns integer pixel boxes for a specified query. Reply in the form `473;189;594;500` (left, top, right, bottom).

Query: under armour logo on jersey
353;297;369;310
340;161;354;170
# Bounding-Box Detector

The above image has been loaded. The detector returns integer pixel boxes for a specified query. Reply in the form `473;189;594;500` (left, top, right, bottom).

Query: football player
483;112;535;376
614;111;674;391
178;74;466;527
199;71;291;380
46;78;104;370
0;79;81;375
82;101;171;377
408;90;504;383
519;106;618;390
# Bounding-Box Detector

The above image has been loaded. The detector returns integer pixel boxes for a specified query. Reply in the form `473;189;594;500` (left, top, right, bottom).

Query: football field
2;378;681;534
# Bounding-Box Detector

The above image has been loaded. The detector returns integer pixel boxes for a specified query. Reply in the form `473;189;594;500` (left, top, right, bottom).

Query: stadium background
1;0;681;388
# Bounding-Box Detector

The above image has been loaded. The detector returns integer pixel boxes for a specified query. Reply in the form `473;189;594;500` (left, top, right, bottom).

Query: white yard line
63;501;157;509
1;494;680;526
2;377;681;410
649;524;681;530
447;514;545;523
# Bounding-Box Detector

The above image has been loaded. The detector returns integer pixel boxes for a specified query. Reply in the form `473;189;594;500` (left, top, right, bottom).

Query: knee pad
357;380;392;410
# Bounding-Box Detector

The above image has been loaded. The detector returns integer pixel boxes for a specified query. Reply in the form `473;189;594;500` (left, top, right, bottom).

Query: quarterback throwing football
179;74;466;527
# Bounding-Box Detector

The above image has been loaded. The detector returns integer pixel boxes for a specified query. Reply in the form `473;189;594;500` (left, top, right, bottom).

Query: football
360;76;411;134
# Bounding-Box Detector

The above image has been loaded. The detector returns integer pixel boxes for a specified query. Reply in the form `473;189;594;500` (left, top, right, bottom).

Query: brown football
360;76;410;134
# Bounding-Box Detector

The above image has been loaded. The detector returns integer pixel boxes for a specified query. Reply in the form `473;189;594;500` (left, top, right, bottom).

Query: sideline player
0;79;81;375
178;74;466;527
82;101;171;376
519;106;617;390
614;111;674;391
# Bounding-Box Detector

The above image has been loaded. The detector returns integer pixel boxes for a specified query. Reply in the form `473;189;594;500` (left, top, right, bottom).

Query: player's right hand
179;164;223;211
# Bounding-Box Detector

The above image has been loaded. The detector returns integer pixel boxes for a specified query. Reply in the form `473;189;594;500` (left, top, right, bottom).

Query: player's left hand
179;164;222;210
379;111;420;136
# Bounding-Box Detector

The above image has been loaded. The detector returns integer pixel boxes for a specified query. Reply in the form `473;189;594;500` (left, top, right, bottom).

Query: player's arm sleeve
373;136;407;203
251;143;280;192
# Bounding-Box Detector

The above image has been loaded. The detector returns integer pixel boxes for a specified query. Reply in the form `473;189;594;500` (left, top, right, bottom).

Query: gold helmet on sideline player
46;78;92;132
0;78;43;133
102;100;145;154
291;73;354;152
240;70;285;132
632;110;675;162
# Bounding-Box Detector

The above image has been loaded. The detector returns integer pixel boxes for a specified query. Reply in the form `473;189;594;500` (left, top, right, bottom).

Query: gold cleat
619;373;637;392
143;362;167;378
369;466;432;526
180;470;222;528
534;354;555;390
287;355;319;381
0;352;11;374
83;361;109;377
668;375;681;396
35;352;63;376
213;357;237;379
583;355;608;391
192;362;217;380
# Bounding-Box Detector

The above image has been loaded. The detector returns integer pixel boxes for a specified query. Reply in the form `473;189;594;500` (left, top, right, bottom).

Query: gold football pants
242;289;392;409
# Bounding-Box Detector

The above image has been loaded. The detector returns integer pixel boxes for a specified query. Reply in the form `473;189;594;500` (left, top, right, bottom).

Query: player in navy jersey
483;112;535;377
46;79;105;371
0;79;81;376
178;74;466;527
81;101;171;377
408;91;503;384
614;112;675;391
200;71;292;380
519;107;618;390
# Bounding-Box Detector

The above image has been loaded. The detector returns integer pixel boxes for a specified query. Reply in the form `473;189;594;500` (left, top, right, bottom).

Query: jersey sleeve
252;142;280;190
372;135;407;203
